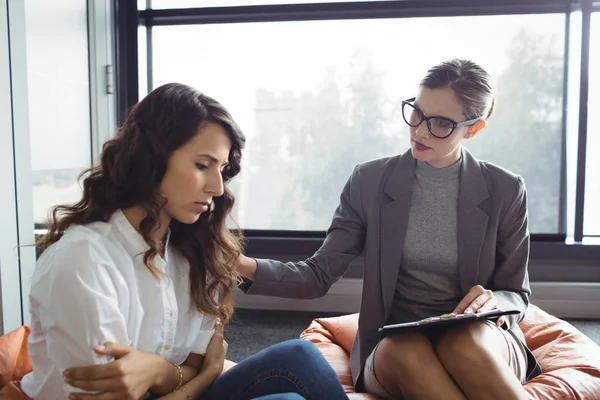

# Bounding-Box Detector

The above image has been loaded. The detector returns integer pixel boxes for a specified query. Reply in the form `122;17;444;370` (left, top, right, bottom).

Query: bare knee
436;322;508;376
374;333;434;395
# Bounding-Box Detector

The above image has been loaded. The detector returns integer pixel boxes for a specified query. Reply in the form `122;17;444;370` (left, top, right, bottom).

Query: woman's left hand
453;285;505;327
63;342;159;399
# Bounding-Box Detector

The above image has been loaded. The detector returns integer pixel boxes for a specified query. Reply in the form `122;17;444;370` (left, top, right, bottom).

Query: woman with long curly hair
19;83;348;400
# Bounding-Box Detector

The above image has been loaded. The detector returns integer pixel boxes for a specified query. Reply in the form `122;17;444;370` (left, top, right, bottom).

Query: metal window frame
0;0;36;334
0;0;22;334
115;0;138;123
138;0;571;25
89;0;118;165
574;0;592;241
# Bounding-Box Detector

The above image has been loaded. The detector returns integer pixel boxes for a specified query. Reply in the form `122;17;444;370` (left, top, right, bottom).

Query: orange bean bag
0;326;31;399
0;325;238;399
299;304;600;399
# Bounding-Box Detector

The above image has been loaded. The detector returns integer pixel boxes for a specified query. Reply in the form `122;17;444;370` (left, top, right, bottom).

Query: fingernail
63;370;70;378
95;344;106;351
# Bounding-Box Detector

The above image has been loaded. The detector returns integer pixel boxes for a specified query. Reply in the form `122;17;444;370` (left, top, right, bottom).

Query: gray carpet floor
223;309;600;363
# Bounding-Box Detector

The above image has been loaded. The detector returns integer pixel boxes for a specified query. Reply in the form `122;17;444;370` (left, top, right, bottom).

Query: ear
465;119;486;139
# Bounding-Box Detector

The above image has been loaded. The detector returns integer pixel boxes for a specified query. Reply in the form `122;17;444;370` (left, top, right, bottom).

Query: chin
175;213;202;225
410;147;431;161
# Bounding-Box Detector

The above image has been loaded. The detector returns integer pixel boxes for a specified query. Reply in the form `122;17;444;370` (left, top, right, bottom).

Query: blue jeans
200;339;349;400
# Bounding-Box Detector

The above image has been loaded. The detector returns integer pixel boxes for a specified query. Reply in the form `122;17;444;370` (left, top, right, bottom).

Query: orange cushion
520;305;600;399
0;382;30;400
0;326;31;391
300;316;377;399
300;305;600;400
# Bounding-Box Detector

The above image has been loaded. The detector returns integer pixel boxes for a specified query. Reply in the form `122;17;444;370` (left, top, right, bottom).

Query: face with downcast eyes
158;122;231;225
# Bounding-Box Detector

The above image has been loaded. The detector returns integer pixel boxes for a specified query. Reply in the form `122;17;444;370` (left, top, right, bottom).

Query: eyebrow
197;153;229;166
413;101;426;113
413;101;427;114
413;101;457;121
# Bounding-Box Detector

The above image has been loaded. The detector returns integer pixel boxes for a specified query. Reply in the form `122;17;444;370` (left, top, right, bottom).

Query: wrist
150;354;177;389
239;256;257;280
201;360;222;380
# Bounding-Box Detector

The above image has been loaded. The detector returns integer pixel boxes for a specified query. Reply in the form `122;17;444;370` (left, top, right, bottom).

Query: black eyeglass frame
401;97;481;139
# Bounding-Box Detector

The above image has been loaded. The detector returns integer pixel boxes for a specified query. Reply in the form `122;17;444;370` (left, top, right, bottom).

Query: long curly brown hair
37;83;245;323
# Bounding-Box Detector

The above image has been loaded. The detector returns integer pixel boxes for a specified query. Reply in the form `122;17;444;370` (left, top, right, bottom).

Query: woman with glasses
236;59;541;400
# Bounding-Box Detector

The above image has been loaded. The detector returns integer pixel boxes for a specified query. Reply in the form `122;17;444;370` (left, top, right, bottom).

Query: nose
205;168;225;197
414;121;431;139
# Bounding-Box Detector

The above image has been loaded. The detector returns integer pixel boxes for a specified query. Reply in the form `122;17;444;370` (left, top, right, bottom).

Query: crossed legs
370;321;528;400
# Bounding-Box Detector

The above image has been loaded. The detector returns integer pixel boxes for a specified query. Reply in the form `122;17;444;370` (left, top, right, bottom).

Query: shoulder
356;155;402;176
351;154;405;187
34;222;123;290
478;160;526;200
40;221;115;263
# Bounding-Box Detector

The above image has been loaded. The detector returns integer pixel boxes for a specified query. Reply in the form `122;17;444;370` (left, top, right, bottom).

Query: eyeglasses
401;97;481;139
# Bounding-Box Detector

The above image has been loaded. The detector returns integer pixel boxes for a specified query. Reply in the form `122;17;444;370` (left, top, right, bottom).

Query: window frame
0;0;25;334
574;0;593;241
0;0;35;333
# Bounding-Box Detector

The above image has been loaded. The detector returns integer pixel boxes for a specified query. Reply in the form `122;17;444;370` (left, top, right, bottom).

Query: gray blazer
242;148;538;388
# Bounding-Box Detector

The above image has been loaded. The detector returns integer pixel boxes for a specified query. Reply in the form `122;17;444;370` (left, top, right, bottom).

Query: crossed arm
34;240;226;399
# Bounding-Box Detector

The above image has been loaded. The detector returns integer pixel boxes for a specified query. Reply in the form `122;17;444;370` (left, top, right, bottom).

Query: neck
428;146;462;169
122;205;171;249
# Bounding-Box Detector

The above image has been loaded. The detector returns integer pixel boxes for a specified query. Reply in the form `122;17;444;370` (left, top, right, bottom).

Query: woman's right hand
201;319;228;379
63;343;162;399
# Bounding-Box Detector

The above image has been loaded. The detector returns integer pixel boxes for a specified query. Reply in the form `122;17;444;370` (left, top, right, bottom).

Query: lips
412;139;431;151
194;201;211;212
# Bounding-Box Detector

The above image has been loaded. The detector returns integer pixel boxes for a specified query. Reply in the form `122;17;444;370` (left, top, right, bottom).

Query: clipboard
379;309;521;336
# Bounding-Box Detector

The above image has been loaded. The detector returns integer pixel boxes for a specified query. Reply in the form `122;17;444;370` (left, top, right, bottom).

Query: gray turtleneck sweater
390;158;464;324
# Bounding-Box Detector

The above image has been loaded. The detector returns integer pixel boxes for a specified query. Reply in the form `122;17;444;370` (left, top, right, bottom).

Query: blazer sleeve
492;175;531;328
240;164;367;299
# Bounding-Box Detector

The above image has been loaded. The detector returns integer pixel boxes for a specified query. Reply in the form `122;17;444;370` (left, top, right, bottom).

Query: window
584;12;600;236
151;14;565;233
25;0;91;229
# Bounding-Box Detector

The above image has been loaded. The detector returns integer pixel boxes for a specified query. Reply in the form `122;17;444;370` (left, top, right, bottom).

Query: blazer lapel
380;150;415;318
458;148;490;293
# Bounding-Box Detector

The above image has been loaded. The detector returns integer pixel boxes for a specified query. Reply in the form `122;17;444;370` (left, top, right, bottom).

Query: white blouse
21;210;216;399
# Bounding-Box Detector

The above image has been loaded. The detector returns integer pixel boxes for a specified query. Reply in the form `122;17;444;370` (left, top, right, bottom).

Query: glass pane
152;14;565;233
584;12;600;235
24;0;91;227
146;0;382;9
